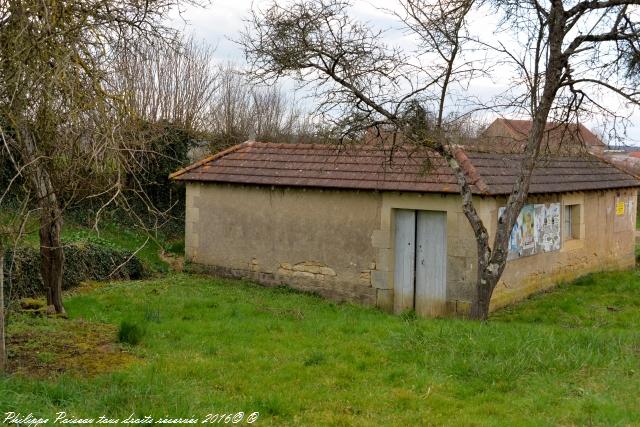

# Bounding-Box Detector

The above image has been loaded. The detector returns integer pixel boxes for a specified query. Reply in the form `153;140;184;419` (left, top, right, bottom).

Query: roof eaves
169;140;253;180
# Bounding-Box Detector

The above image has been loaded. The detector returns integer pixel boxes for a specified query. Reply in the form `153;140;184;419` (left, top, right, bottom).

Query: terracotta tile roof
483;118;606;149
170;141;640;195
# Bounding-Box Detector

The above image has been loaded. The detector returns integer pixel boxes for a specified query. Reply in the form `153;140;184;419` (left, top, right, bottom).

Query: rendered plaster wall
488;189;638;310
375;189;637;314
185;182;637;316
185;183;381;304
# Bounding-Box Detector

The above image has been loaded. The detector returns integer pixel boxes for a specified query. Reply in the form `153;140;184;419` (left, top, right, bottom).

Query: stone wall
366;192;487;313
185;183;380;305
489;189;637;310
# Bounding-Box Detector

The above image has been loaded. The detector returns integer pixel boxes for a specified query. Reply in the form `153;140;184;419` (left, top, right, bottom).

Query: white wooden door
415;211;447;316
393;209;416;313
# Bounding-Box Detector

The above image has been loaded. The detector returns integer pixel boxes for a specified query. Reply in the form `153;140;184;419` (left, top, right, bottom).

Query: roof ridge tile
454;147;491;194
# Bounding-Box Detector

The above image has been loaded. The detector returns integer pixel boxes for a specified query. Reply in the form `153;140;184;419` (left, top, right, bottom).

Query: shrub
117;320;145;345
2;241;147;299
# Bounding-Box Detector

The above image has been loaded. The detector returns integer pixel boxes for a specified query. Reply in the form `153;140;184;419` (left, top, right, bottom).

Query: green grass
1;271;639;426
117;320;146;346
494;271;640;329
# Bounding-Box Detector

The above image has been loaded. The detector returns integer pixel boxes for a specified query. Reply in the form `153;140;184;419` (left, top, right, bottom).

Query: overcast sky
172;0;640;145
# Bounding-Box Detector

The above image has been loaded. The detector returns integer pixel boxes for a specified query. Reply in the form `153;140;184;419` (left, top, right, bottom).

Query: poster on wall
534;203;561;253
500;202;561;260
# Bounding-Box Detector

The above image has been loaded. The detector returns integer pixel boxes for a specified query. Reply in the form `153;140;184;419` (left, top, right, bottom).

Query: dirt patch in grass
7;317;138;378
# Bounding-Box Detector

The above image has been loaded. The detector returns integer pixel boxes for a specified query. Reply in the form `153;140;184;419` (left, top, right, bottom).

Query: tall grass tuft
118;320;145;345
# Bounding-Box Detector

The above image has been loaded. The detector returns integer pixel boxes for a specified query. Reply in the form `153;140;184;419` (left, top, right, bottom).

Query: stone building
171;141;639;316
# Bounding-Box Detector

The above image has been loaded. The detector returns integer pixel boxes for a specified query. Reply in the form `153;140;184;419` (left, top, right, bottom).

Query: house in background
481;117;640;177
171;140;639;316
479;118;607;154
602;146;640;177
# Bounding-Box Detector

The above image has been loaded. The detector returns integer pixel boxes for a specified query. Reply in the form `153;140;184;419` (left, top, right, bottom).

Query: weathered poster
500;202;561;260
534;203;560;252
518;205;536;257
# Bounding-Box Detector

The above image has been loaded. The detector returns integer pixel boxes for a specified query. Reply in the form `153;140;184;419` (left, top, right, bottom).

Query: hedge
2;241;146;300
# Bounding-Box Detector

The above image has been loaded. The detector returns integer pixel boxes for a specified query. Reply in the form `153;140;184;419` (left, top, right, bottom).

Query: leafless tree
207;63;321;147
241;0;640;319
114;37;219;132
0;0;203;315
0;240;4;374
117;45;319;151
0;188;31;375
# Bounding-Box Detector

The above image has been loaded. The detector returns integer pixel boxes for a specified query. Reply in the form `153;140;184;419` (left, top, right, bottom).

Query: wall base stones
188;262;377;306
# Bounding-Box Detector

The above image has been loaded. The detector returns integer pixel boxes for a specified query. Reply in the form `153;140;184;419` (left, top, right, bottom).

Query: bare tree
0;188;31;375
117;46;318;152
0;241;4;374
115;37;219;132
0;0;202;315
241;0;640;319
208;65;256;145
111;36;222;221
208;64;320;147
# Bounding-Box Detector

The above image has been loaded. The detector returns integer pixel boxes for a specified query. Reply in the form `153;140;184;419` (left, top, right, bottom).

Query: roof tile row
170;141;639;195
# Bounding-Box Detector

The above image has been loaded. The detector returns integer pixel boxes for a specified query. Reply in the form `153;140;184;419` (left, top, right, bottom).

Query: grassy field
1;270;639;426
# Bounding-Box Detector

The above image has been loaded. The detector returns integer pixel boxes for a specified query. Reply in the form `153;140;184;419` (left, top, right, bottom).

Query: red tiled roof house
481;118;607;153
171;140;639;316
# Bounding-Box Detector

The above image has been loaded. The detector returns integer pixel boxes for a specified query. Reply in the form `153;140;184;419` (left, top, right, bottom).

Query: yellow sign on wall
616;201;625;216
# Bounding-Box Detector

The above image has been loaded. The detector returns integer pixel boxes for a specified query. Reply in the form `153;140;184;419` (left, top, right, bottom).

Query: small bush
118;320;145;345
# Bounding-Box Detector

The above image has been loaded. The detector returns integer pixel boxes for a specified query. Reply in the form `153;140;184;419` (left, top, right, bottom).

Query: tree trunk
465;2;568;320
40;205;65;315
21;128;66;314
470;263;490;321
0;244;6;374
469;264;500;320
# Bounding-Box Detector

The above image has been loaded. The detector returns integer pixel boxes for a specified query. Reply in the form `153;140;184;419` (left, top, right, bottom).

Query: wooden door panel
415;210;447;316
393;209;416;313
